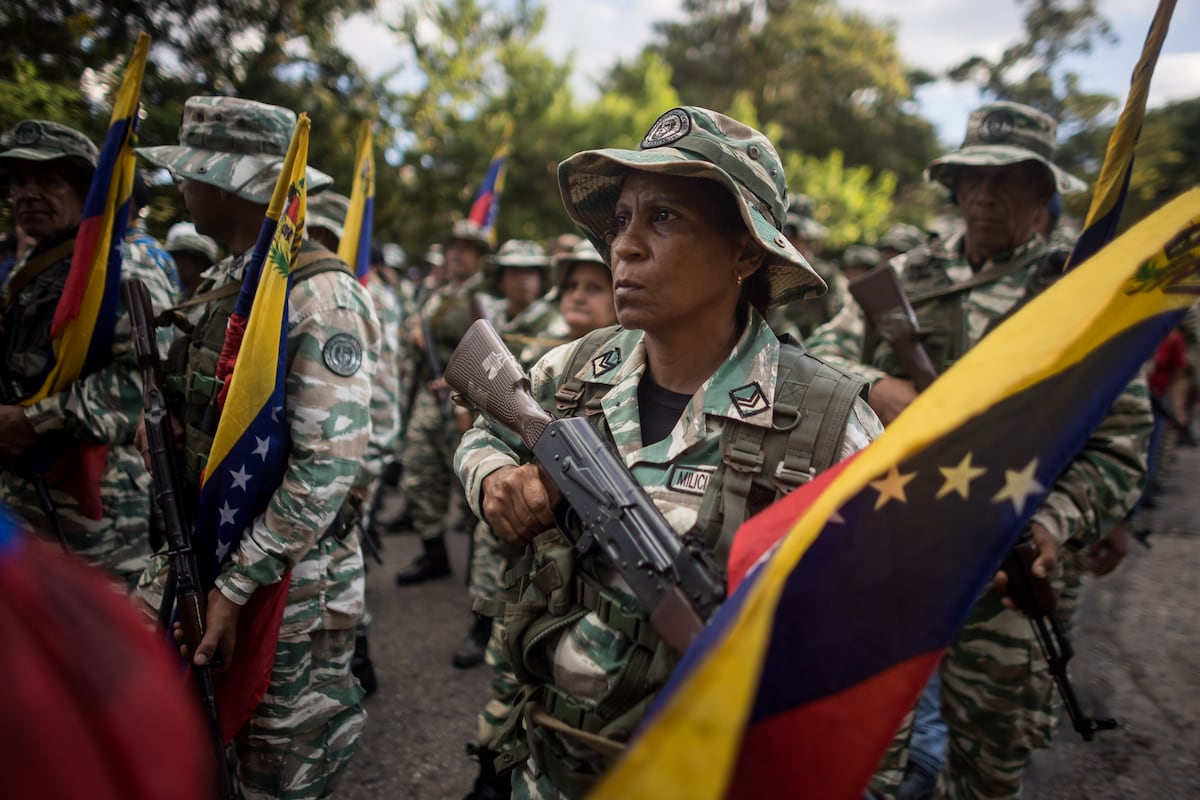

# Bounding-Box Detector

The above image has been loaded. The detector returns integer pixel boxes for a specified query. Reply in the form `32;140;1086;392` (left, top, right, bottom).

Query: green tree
650;0;939;184
946;0;1117;134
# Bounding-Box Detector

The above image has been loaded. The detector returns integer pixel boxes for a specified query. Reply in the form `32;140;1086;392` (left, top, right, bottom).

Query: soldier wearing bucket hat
454;106;882;796
133;95;380;798
0;119;176;588
807;101;1150;800
875;222;928;262
165;221;219;298
776;193;847;339
395;218;492;587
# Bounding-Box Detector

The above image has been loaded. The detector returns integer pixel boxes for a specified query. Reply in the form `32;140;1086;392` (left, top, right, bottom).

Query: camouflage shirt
496;296;567;370
806;231;1152;548
456;309;880;708
1;231;178;583
139;248;380;634
354;272;402;497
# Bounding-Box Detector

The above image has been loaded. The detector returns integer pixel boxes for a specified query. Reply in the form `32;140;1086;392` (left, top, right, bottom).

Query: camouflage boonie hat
137;96;333;204
165;221;219;263
0;120;98;174
445;219;492;253
307;191;350;241
926;101;1086;195
876;222;927;254
422;243;445;268
841;244;880;270
487;239;550;293
558;106;824;306
552;239;608;291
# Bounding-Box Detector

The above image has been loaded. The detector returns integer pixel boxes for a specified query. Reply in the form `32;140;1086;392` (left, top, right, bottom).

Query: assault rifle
1002;532;1118;741
445;319;724;654
124;278;235;799
848;263;939;391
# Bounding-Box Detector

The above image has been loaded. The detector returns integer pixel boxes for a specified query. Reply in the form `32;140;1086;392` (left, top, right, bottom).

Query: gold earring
736;273;743;287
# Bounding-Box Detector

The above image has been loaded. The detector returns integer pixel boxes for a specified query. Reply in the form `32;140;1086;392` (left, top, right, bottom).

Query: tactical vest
163;242;351;492
861;245;1066;375
488;326;866;793
0;238;76;404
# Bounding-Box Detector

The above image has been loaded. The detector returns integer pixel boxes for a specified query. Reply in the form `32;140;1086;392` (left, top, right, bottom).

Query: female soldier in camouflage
455;107;882;798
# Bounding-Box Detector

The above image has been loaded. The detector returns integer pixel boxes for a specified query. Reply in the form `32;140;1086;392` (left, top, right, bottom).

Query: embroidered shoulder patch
729;382;770;417
591;347;621;377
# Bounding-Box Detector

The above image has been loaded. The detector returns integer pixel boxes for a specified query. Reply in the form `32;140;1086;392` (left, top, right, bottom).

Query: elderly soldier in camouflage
0;120;178;587
395;219;491;584
807;101;1151;800
135;96;379;798
455;106;882;798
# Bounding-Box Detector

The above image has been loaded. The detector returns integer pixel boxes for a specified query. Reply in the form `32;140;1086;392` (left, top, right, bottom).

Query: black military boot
350;633;378;696
452;614;492;669
464;744;511;800
395;536;451;585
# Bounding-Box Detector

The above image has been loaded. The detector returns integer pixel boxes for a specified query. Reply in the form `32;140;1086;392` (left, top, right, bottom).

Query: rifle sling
906;250;1046;307
1;239;76;311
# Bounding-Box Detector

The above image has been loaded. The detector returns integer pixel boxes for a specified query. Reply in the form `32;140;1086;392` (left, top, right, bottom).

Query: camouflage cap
381;242;406;269
307;191;349;241
422;243;445;268
841;244;880;270
487;239;550;294
926;101;1086;195
558;106;824;307
0;120;98;174
137;96;333;204
165;221;219;263
552;239;608;291
445;218;492;253
875;222;928;254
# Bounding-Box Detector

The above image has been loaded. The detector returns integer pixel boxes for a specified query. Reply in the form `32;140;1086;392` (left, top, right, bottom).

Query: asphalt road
341;446;1200;799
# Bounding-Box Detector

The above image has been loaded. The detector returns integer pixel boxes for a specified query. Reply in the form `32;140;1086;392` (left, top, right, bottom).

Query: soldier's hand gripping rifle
1002;531;1118;741
445;320;725;655
124;278;235;800
848;263;939;391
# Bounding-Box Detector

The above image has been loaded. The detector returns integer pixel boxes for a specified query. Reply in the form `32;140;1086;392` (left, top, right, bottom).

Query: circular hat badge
640;109;691;149
14;121;42;147
979;110;1015;143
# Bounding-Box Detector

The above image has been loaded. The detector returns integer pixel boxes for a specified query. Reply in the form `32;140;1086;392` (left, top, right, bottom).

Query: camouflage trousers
233;627;366;800
400;387;468;542
0;445;152;589
870;552;1087;799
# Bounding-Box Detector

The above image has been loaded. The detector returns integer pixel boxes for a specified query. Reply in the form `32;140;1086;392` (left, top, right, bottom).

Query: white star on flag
215;537;233;560
229;464;252;491
993;458;1044;515
218;500;238;527
253;436;271;460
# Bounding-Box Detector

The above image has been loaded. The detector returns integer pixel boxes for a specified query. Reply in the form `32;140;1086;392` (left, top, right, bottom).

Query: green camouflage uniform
402;270;485;546
135;96;373;799
775;256;847;339
456;313;881;797
0;120;178;588
808;232;1151;800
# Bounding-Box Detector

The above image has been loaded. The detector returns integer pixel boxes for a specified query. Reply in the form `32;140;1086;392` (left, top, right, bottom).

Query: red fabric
214;312;248;409
729;650;942;800
43;441;110;520
49;216;103;336
727;453;859;592
0;537;211;800
214;574;291;742
1149;329;1187;396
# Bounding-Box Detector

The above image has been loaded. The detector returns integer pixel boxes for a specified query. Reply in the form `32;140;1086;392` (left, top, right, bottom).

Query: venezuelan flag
192;115;309;740
1066;0;1176;270
467;129;511;244
337;120;375;283
593;188;1200;799
19;33;149;518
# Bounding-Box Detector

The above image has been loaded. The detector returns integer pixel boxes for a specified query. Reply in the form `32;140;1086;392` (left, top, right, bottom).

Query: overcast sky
338;0;1199;145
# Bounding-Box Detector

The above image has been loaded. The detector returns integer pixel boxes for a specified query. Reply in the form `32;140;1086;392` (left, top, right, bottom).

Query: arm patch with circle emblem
323;333;363;377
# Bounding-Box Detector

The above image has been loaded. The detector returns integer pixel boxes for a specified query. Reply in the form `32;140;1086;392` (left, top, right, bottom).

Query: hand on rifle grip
480;463;560;545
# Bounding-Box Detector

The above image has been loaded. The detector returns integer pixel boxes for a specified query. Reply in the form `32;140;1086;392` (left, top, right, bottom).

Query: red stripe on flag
730;649;943;799
468;191;495;227
214;575;291;742
727;452;860;591
50;216;106;337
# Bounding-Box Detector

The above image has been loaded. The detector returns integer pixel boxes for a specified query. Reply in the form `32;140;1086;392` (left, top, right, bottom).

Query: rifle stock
446;320;724;653
849;264;939;391
124;278;235;799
